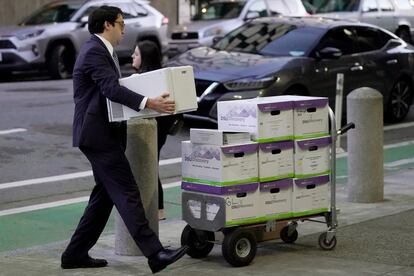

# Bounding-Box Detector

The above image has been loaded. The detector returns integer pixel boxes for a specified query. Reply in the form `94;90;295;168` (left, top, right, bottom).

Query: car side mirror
78;15;88;28
316;47;342;59
212;35;224;45
384;38;402;49
245;11;260;20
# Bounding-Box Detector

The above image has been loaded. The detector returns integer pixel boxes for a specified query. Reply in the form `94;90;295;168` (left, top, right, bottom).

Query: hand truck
180;107;355;267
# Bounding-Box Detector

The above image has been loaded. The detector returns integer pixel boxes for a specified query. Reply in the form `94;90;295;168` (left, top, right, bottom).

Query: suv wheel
385;79;413;123
48;44;73;79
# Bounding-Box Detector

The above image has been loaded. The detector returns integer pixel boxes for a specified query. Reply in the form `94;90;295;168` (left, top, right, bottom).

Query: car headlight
203;27;223;38
224;76;276;91
17;29;45;40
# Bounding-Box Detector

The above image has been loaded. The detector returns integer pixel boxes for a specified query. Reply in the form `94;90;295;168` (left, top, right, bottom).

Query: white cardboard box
183;185;263;227
190;128;251;145
294;136;331;178
292;175;330;216
258;140;294;182
181;140;258;186
260;179;293;220
217;96;294;142
289;95;329;139
107;66;198;122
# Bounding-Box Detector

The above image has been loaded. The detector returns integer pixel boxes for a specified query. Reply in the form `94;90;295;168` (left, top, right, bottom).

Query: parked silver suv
0;0;168;79
168;0;308;57
303;0;414;43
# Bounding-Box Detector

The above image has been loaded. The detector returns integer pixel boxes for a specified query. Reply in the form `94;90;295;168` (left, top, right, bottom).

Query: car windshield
20;2;83;25
301;0;360;13
192;1;246;20
214;21;324;57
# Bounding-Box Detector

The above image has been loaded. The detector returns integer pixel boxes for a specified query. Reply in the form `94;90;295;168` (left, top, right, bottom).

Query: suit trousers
63;145;163;258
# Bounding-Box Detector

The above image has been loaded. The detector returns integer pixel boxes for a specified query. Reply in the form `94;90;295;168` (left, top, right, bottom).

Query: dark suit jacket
72;35;144;150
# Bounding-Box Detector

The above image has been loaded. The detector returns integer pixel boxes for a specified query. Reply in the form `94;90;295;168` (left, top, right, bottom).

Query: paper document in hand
107;66;198;122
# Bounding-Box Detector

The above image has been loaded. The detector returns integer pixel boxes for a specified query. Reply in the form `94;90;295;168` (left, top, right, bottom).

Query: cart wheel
181;224;215;258
222;228;257;267
318;232;337;250
280;226;298;244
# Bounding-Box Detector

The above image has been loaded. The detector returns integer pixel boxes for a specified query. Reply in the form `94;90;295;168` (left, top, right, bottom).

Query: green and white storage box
289;95;329;139
292;175;330;217
258;140;294;182
217;96;294;142
260;178;293;220
294;136;331;178
181;141;258;186
182;182;264;231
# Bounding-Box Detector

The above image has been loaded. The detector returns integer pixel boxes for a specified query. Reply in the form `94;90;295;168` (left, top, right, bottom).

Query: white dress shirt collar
95;34;114;56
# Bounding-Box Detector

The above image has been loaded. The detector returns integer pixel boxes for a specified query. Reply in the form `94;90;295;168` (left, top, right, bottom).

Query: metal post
115;118;159;255
347;87;384;203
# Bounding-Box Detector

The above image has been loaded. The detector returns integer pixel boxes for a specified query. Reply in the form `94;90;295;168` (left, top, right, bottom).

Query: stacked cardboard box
181;129;262;227
182;95;331;228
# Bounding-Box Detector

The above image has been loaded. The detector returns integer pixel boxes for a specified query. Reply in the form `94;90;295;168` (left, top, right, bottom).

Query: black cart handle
338;123;355;135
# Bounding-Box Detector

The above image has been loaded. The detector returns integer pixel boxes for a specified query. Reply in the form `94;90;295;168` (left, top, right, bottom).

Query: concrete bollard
347;87;384;203
115;118;158;255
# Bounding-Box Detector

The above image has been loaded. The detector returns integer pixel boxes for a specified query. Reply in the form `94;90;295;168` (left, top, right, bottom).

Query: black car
167;16;414;124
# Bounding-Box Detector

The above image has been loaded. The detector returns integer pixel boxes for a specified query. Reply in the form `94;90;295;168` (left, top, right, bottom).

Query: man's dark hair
88;5;123;34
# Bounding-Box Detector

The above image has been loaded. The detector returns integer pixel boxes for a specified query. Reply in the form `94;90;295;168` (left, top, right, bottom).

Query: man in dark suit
61;6;188;274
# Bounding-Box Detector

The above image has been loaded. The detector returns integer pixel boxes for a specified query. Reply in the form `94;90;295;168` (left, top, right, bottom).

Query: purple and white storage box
181;140;258;186
294;136;331;178
260;178;293;219
217;96;294;142
292;175;330;217
258;140;294;182
181;183;264;230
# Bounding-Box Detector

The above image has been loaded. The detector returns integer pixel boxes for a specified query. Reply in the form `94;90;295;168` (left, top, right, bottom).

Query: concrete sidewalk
1;168;414;275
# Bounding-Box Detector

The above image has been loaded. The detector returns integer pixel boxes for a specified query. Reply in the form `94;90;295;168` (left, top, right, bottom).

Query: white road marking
384;158;414;168
0;128;27;135
0;197;89;217
0;171;93;190
0;181;181;217
159;157;181;166
384;121;414;131
163;181;181;189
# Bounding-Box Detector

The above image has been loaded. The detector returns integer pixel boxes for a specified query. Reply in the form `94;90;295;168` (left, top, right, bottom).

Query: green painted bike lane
1;142;413;252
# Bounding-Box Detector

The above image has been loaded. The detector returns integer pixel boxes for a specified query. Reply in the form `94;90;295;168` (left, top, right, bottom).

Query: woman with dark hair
132;40;183;221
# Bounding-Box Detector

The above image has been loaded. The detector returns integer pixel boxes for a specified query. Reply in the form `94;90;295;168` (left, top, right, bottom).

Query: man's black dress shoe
148;246;189;274
61;254;108;269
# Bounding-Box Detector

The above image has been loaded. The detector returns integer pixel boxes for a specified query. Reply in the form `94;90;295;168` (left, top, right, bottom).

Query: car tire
396;28;412;44
48;44;73;80
385;79;413;123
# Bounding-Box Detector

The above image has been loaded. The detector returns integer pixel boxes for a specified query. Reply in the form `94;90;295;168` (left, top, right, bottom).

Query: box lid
260;178;293;191
294;175;330;188
259;140;294;152
296;136;331;149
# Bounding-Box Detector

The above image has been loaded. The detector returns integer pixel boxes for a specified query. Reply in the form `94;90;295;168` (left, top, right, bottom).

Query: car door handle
134;23;141;27
350;64;363;71
386;59;398;65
